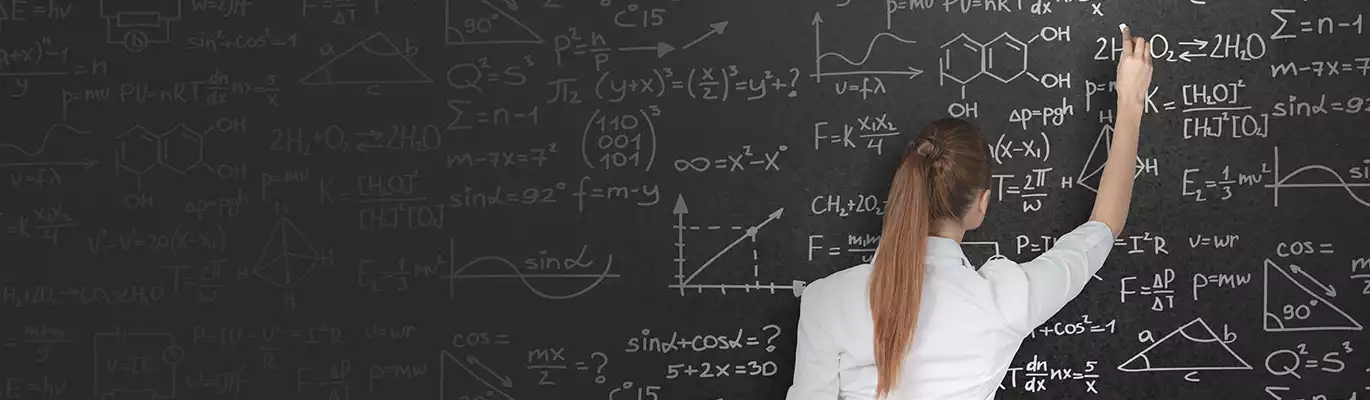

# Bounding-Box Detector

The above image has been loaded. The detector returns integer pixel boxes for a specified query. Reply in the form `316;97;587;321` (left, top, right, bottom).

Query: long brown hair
870;117;992;398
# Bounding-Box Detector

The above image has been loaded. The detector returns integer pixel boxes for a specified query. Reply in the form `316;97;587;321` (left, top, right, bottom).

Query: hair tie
914;138;946;170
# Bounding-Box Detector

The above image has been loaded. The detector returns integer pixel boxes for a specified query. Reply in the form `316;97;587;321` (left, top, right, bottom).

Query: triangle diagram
1116;317;1252;372
253;216;321;289
1077;124;1112;192
445;0;544;45
299;32;433;85
1263;259;1363;332
439;351;513;400
0;3;9;20
1076;124;1147;193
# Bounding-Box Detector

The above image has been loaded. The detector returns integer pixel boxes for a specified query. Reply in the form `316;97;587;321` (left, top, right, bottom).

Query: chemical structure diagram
939;32;1032;87
114;124;213;189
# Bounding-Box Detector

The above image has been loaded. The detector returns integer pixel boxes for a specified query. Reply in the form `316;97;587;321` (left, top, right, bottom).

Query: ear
978;189;990;214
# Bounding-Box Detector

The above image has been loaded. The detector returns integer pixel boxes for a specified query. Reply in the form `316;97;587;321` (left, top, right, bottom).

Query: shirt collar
869;236;974;270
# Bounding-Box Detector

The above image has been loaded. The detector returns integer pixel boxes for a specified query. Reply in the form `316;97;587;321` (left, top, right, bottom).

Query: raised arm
1091;24;1153;237
979;25;1154;334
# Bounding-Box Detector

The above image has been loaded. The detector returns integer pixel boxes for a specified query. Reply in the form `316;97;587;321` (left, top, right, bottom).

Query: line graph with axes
810;12;924;83
669;195;802;295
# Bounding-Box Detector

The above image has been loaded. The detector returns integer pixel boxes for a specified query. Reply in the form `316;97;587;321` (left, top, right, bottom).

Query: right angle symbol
254;215;328;289
1263;259;1363;332
445;0;544;45
1116;317;1252;374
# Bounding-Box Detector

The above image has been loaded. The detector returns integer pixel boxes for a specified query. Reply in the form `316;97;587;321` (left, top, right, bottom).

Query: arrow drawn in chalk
0;158;100;170
682;21;729;49
467;355;514;388
617;42;675;58
1289;264;1337;297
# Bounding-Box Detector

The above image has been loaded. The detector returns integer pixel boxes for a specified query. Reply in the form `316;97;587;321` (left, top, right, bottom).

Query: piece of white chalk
1119;23;1128;33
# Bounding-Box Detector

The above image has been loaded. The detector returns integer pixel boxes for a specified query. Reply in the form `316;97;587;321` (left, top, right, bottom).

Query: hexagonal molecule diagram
983;33;1029;82
940;34;984;85
939;32;1030;86
115;126;161;176
115;124;206;189
159;124;204;175
254;214;332;289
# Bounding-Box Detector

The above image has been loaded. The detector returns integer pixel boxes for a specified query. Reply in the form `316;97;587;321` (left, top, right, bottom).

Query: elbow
1089;214;1124;238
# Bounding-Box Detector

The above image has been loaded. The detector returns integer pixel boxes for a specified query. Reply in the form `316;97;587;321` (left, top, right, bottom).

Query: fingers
1135;36;1148;59
1121;24;1134;55
1143;40;1153;65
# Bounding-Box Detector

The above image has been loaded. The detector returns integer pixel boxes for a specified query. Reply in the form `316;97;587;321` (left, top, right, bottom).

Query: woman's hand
1117;25;1153;111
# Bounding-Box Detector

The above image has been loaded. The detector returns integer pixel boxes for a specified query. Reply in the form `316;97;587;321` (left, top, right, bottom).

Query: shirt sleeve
785;280;840;400
979;220;1116;335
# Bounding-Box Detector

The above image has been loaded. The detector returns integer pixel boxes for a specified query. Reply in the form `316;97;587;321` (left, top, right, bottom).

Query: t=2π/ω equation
668;195;802;296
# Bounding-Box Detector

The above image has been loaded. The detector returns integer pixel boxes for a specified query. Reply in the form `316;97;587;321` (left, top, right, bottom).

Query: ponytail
870;146;933;399
869;118;988;398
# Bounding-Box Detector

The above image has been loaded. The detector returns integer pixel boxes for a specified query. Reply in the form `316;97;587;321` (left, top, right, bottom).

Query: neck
930;219;966;243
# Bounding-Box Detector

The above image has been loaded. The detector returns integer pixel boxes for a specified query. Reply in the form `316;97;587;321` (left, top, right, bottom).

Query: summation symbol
445;0;543;45
99;0;181;52
300;32;433;87
1116;317;1252;380
254;213;332;289
669;195;799;295
1263;259;1362;332
1076;124;1147;193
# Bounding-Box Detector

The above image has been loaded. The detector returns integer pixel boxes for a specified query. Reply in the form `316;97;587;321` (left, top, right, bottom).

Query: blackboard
2;0;1368;399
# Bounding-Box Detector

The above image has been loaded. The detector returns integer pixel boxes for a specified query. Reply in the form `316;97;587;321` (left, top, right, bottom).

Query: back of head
869;117;992;398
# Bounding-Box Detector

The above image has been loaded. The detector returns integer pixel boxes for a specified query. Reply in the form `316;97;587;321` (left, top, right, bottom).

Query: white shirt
786;221;1116;400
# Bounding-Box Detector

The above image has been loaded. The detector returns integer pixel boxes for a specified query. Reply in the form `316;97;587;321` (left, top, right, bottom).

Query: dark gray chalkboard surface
2;0;1368;399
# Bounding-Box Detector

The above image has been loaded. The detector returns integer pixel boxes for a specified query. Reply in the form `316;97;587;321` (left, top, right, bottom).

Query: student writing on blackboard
786;26;1154;400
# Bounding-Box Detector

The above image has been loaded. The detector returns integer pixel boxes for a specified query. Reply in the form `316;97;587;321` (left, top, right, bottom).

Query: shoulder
800;264;871;310
803;263;872;300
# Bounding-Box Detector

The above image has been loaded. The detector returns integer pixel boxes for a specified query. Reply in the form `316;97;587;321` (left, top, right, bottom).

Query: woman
786;25;1153;400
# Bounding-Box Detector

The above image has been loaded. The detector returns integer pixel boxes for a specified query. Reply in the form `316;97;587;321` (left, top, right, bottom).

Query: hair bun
914;138;946;169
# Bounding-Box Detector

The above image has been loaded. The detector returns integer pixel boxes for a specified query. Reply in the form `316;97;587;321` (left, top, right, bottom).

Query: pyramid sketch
299;32;433;85
254;215;322;289
1263;259;1363;332
1116;317;1252;372
445;0;544;45
1077;124;1145;192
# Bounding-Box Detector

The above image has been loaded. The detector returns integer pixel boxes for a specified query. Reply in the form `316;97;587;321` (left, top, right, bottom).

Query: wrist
1116;99;1144;117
